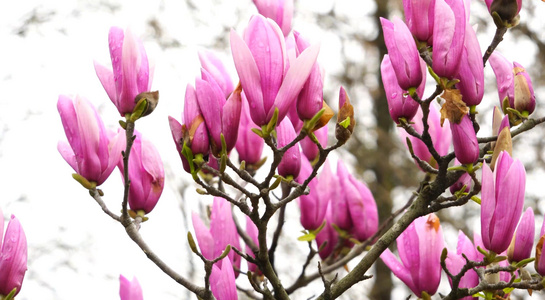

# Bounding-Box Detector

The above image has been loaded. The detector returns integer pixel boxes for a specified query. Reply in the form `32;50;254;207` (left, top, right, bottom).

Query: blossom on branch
57;95;125;186
0;210;27;297
230;14;320;126
481;151;525;254
94;27;153;116
380;214;444;297
117;131;164;215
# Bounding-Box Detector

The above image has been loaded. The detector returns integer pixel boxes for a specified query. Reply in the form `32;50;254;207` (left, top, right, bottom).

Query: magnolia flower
192;197;241;271
380;214;444;297
507;207;534;263
402;0;434;43
380;17;423;90
277;118;301;178
210;258;238;300
444;231;479;300
118;132;164;215
252;0;293;36
0;211;27;297
94;27;153;116
481;151;525;254
57;95;125;186
230;14;320;126
432;0;466;79
119;275;143;300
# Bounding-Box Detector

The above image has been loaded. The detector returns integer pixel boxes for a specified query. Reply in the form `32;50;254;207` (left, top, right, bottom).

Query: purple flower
276;118;301;178
381;54;426;123
444;231;479;300
118;132;164;214
294;31;324;121
507;207;534;263
380;214;444;297
192;197;241;272
94;27;152;116
119;275;143;300
456;23;484;106
196;70;242;155
252;0;293;36
402;0;434;42
432;0;466;79
0;212;27;297
57;95;125;186
380;17;424;90
450;114;479;165
235;94;264;165
481;151;525;254
210;258;238;300
230;14;320;126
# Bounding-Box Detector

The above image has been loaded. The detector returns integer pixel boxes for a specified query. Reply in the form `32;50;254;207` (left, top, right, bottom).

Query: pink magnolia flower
198;50;234;98
168;84;210;173
210;258;238;300
57;95;125;186
456;23;484;106
481;151;525;254
380;214;444;297
381;54;426;123
192;197;241;272
332;160;378;241
402;0;434;43
432;0;466;79
230;14;320;126
252;0;293;36
296;157;329;231
118;132;164;214
450;114;479;165
490;52;535;115
119;275;143;300
196;69;242;155
276;118;301;178
0;211;27;297
507;207;534;263
294;31;324;121
380;17;424;90
235;94;264;165
94;27;152;116
444;231;479;300
399;104;452;170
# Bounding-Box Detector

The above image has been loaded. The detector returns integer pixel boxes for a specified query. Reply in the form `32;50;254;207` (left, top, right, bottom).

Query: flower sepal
72;173;96;190
0;288;17;300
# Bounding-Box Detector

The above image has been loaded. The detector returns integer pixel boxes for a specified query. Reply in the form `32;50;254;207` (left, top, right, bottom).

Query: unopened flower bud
336;87;355;144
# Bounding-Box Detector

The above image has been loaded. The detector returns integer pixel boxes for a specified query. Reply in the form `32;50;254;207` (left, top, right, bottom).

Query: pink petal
230;29;266;125
93;61;116;102
272;43;320;123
